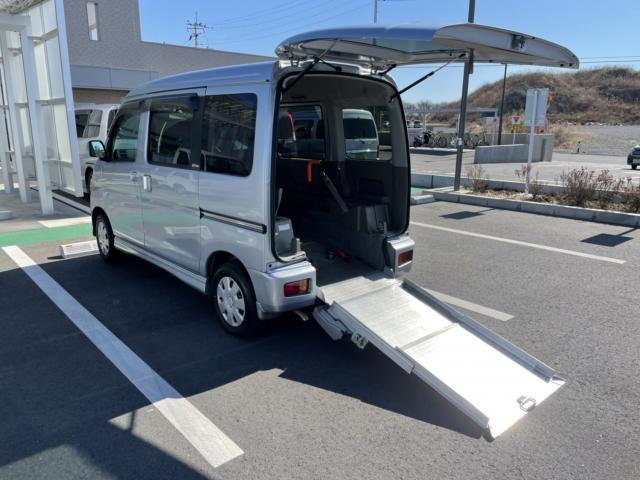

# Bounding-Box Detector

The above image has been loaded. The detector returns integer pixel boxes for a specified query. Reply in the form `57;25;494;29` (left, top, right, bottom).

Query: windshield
343;118;377;140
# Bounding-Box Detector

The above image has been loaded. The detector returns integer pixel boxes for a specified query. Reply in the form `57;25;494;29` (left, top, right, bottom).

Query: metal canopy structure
0;0;80;214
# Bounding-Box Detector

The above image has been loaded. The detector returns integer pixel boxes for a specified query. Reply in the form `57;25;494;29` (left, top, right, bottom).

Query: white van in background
75;104;118;195
342;109;379;161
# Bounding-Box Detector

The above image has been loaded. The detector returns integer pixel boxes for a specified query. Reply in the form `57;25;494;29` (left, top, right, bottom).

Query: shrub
560;167;596;206
593;170;625;209
621;179;640;213
515;164;544;200
466;164;489;193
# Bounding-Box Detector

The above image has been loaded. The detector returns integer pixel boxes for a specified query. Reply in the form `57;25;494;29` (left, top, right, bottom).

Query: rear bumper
629;155;640;165
249;261;317;319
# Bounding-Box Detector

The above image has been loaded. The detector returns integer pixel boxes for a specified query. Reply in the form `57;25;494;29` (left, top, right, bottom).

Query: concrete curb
0;210;13;221
412;172;565;195
410;194;435;205
431;189;640;227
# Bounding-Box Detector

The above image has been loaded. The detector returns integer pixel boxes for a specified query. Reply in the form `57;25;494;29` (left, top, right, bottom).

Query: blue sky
138;0;640;104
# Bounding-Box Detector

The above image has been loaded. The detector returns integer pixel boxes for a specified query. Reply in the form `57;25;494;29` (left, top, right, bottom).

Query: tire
212;262;261;336
85;168;93;198
632;164;638;170
436;136;448;148
95;213;119;263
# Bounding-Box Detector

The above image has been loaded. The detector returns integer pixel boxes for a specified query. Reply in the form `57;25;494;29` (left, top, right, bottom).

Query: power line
210;1;371;45
206;0;341;30
204;0;307;26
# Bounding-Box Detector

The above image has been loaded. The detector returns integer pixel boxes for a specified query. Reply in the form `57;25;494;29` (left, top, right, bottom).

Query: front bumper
249;261;317;319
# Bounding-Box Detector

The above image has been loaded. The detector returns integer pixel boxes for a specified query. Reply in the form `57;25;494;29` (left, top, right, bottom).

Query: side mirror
89;140;106;159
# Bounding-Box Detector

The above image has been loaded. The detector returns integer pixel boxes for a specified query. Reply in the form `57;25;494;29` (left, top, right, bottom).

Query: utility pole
453;0;475;191
187;12;210;48
373;0;388;23
497;63;507;145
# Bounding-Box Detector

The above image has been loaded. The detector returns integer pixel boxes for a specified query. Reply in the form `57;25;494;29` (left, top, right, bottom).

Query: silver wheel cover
216;276;246;327
97;220;110;256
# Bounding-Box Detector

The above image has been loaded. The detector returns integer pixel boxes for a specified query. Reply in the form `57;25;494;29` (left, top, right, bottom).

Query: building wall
72;87;128;105
63;0;272;94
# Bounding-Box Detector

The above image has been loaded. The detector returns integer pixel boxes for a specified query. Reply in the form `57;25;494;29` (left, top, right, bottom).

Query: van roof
127;61;280;98
343;109;375;119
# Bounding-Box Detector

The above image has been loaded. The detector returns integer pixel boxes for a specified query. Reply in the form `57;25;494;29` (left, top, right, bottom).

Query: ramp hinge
350;333;368;349
517;396;537;412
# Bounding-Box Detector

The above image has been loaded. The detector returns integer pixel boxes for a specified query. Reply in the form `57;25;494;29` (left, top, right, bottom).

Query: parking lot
1;200;639;480
411;149;640;184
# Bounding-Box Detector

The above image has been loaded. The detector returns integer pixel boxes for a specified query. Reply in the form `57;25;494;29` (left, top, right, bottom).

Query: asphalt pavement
1;202;639;479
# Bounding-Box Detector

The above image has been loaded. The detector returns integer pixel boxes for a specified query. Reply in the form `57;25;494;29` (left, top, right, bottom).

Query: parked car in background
75;104;118;195
628;145;640;170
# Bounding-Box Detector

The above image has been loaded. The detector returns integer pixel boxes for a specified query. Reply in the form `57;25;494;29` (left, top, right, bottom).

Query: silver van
89;24;578;438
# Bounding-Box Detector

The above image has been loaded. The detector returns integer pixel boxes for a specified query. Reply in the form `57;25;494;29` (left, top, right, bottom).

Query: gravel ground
550;125;640;156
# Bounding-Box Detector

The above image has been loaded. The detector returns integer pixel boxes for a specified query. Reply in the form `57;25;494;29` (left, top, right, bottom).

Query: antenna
186;12;211;48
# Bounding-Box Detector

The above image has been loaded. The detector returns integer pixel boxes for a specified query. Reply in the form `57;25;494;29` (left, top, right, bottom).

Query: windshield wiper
389;53;466;102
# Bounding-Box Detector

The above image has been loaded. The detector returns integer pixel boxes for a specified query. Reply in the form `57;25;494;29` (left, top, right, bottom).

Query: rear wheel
95;213;118;263
632;164;638;170
212;262;261;336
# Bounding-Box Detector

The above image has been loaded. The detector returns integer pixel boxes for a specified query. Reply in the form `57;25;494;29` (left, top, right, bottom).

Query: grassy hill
412;67;640;125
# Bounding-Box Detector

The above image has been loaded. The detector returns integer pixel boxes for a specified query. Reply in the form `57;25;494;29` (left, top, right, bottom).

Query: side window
201;93;257;176
277;105;325;160
148;97;196;168
84;109;103;138
107;103;140;162
75;110;90;138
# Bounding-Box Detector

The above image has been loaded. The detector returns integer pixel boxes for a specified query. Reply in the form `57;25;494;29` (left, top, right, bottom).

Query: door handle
142;174;152;192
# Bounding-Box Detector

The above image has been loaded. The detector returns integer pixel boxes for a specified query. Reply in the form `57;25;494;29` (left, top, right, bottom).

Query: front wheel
95;213;119;263
212;262;261;336
85;168;93;198
632;164;638;170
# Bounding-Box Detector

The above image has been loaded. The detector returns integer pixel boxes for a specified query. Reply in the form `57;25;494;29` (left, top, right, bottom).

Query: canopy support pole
453;0;476;191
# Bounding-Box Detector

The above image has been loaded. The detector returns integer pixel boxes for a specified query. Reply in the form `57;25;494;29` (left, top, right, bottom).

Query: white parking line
425;288;513;322
38;216;91;228
2;245;243;469
410;221;626;265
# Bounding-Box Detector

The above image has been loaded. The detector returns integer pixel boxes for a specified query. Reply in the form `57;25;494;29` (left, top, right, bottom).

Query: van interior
274;73;409;287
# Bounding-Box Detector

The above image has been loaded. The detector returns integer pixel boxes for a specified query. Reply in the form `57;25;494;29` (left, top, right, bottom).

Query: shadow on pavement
0;264;210;479
1;251;483;477
581;228;637;247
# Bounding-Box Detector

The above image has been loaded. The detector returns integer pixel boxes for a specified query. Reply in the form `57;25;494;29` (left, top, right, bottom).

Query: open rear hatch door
314;274;565;439
276;23;578;70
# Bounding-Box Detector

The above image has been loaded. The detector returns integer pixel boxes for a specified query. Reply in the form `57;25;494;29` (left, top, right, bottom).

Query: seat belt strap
321;170;349;214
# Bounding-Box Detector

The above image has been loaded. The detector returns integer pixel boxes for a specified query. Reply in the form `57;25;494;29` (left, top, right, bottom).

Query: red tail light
284;279;311;297
398;250;413;266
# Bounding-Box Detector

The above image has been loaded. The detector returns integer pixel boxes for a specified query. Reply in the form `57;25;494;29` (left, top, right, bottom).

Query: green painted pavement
0;224;93;248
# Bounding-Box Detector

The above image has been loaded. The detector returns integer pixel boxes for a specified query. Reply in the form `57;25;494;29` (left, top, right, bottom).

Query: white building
0;0;270;213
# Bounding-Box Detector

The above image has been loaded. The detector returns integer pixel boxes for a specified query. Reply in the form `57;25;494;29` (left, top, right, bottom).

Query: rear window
201;93;257;177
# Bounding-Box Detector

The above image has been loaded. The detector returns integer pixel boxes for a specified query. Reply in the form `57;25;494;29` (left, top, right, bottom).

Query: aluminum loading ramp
313;274;564;439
